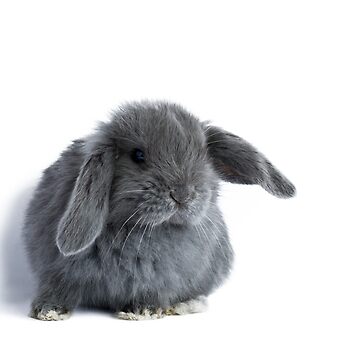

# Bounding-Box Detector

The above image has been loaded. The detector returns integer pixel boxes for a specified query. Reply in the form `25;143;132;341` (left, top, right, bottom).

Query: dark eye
131;148;145;163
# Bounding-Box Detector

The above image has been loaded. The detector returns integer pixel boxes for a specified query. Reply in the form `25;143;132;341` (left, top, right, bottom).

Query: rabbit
23;101;296;321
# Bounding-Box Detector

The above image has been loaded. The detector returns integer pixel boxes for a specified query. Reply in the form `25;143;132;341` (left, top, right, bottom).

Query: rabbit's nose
170;187;193;205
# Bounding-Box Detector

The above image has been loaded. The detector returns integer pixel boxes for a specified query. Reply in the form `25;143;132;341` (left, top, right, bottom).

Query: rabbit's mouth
130;194;210;227
166;191;212;226
116;184;213;228
135;202;202;227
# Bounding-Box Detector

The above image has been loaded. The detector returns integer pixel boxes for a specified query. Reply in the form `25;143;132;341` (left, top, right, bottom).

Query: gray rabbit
23;101;295;320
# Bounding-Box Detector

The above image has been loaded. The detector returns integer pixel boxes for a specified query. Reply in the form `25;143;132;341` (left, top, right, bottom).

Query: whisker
136;217;149;260
203;212;232;257
199;216;227;260
112;201;147;245
197;221;212;248
118;216;143;262
120;189;149;194
206;139;230;146
205;130;226;138
208;201;218;206
131;216;152;306
194;224;204;245
145;219;156;253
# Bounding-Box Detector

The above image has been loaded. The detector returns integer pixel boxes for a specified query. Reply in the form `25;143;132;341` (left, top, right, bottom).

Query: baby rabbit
23;101;295;320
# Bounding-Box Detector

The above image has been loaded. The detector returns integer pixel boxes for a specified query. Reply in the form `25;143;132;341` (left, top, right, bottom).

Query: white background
0;1;359;359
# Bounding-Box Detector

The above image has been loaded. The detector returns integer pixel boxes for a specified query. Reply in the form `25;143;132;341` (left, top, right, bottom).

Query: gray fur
205;126;296;198
23;101;295;318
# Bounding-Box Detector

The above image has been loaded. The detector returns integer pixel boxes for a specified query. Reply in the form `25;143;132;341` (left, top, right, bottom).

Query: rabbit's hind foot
164;296;208;316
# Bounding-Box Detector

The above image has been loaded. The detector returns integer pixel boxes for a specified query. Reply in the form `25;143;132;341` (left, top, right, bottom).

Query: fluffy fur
23;101;295;320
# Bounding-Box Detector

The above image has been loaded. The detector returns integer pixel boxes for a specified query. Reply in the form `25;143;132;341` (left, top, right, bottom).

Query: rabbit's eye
131;149;145;163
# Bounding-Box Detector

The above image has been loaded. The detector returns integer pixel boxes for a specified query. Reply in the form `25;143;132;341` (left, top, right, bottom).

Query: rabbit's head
56;101;295;256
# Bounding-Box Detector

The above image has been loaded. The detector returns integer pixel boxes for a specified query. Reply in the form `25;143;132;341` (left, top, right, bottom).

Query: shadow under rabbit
1;186;36;315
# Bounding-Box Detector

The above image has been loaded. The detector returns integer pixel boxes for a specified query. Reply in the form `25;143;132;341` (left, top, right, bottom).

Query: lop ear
205;125;296;198
56;149;114;256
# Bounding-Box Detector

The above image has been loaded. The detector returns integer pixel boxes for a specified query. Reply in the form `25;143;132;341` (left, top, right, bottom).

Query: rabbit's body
24;101;294;320
25;142;232;311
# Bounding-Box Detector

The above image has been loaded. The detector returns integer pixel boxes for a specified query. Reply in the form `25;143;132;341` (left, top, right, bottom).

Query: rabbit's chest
107;226;212;290
79;223;231;308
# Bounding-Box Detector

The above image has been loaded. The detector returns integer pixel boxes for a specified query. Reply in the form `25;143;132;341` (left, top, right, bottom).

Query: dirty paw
165;296;208;316
116;308;165;321
30;305;71;321
116;296;208;320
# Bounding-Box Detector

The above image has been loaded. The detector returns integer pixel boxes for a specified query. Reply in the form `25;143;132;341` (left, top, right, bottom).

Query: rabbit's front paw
116;308;165;321
30;305;71;321
116;297;208;320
